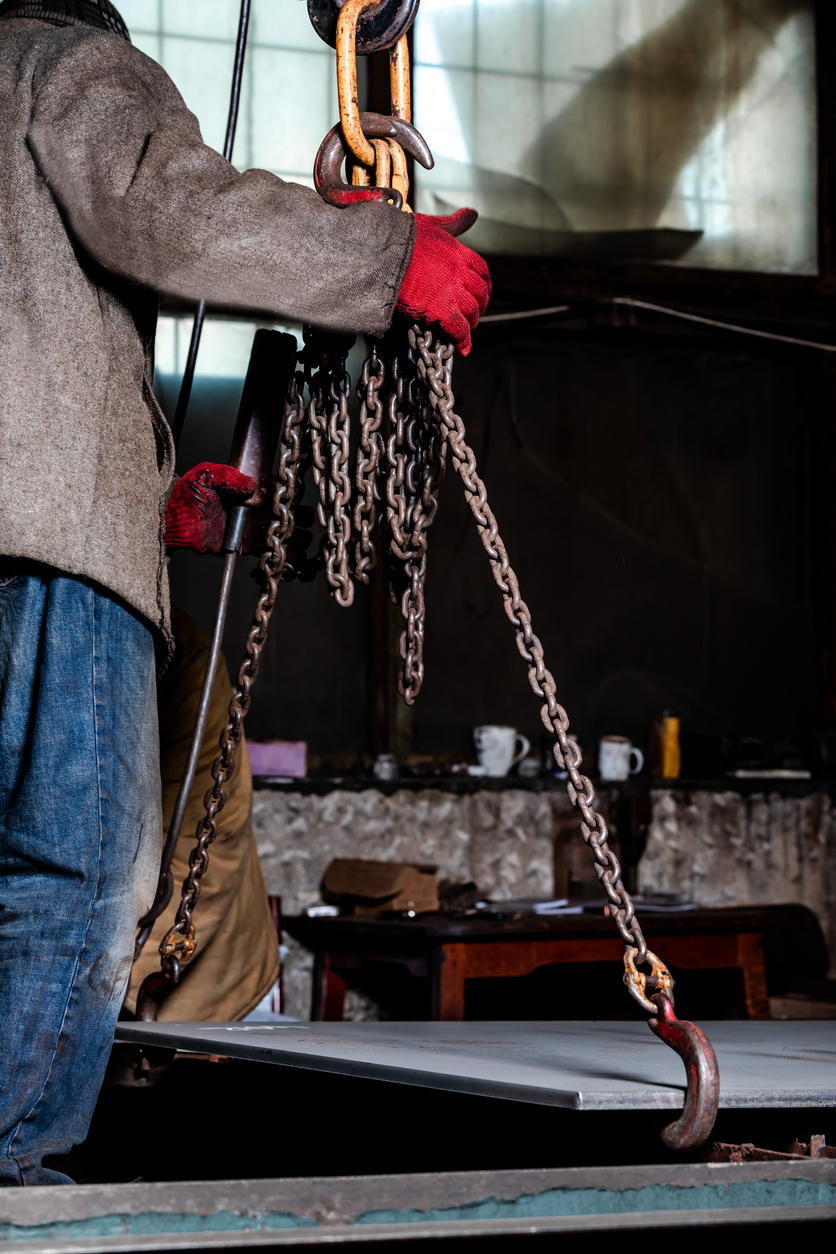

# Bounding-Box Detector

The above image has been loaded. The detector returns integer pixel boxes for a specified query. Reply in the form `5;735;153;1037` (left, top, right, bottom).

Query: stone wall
252;785;836;1018
639;789;836;975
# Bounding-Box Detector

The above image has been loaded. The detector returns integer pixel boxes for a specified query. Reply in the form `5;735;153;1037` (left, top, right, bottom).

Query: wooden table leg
735;933;770;1019
432;943;467;1020
311;951;347;1022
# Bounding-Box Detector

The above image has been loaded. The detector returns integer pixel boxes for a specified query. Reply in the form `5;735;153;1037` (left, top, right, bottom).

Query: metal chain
384;350;409;562
309;363;329;540
397;551;426;703
379;339;447;703
410;324;648;964
325;365;354;606
310;353;354;607
353;342;385;583
158;377;307;980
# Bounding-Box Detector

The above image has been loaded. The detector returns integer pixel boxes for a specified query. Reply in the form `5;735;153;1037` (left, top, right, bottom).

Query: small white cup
598;736;644;782
474;725;531;777
372;753;399;781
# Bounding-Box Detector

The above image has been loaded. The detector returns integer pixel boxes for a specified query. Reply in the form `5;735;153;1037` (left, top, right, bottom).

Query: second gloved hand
164;462;259;554
396;208;491;356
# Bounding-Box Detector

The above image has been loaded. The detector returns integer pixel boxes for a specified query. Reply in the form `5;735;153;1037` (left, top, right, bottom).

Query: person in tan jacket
0;0;488;1186
126;606;279;1024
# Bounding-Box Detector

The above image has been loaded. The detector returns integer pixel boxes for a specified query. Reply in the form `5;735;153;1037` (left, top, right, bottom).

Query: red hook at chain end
649;990;720;1151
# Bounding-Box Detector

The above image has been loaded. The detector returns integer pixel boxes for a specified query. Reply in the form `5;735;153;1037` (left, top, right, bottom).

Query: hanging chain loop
409;324;649;964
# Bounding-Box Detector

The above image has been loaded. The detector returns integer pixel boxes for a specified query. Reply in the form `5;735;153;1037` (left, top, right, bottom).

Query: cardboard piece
322;858;439;915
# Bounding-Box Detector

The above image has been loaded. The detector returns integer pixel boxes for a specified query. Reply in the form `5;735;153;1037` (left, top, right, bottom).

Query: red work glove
396;208;491;356
164;462;258;554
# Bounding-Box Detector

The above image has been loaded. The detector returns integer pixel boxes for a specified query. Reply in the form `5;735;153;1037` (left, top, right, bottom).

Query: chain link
384;349;409;562
353;341;385;583
325;364;354;606
380;338;447;702
308;354;354;607
409;324;648;965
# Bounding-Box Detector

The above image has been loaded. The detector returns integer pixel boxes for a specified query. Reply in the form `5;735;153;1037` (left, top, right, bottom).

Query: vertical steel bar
134;512;245;957
169;0;253;451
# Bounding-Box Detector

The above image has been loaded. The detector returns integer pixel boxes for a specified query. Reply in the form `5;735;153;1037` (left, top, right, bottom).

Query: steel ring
307;0;420;54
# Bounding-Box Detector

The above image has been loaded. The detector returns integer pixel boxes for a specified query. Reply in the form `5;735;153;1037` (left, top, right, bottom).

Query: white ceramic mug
598;736;644;782
474;725;531;777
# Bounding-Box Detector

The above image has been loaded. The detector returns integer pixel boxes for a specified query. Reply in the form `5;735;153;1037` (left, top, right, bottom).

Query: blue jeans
0;571;161;1185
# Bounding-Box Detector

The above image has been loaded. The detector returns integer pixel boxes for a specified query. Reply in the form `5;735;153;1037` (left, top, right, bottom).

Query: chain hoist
136;0;719;1153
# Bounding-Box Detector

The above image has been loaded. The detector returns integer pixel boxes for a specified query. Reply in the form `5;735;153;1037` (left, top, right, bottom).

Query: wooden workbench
283;904;824;1021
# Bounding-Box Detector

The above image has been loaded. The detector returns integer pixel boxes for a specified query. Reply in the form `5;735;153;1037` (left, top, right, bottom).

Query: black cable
169;0;253;452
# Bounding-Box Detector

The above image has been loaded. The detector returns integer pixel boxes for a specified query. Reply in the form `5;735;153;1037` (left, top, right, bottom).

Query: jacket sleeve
27;29;414;337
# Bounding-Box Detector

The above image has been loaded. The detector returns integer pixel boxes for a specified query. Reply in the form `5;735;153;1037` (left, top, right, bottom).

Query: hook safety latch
624;947;720;1151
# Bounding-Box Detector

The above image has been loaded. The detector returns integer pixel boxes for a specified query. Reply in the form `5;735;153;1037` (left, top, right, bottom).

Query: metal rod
221;0;252;165
135;534;241;957
169;0;253;451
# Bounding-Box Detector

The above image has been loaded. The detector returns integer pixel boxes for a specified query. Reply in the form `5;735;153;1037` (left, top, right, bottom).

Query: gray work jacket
0;17;414;648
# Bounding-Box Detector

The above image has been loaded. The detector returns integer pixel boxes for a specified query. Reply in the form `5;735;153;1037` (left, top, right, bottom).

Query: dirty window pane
119;0;335;188
414;0;817;273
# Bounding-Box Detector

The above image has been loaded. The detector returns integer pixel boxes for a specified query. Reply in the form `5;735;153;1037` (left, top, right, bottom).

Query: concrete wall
253;785;836;1019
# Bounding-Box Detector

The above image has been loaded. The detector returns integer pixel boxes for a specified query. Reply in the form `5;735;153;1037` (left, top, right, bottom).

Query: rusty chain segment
408;324;649;964
309;348;355;606
353;343;385;583
325;365;355;606
378;339;446;702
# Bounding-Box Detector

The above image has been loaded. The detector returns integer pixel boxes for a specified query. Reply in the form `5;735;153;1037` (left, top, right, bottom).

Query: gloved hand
164;462;259;554
396;208;491;356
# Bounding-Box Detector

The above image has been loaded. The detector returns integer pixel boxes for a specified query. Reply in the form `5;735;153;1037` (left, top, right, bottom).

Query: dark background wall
158;315;821;771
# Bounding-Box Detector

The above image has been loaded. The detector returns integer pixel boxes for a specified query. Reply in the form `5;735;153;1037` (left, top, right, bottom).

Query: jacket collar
0;1;130;41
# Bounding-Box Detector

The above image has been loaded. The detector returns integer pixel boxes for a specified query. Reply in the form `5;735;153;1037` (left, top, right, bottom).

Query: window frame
480;0;836;326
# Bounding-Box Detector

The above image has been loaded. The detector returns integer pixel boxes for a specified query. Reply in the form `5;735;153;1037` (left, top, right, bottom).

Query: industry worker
0;0;490;1186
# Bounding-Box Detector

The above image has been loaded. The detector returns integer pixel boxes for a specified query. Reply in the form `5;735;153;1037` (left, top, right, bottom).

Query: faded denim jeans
0;571;161;1185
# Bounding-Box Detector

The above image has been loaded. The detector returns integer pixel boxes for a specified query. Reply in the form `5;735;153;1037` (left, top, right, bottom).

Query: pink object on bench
247;740;307;778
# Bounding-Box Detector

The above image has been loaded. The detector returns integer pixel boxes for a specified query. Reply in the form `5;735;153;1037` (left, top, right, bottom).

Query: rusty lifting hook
624;947;720;1149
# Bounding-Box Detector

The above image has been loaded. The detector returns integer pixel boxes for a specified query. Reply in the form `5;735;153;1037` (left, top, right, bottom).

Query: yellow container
651;714;681;779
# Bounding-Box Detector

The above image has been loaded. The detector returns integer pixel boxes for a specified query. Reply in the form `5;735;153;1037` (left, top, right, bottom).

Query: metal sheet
115;1020;836;1111
1;1162;834;1252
